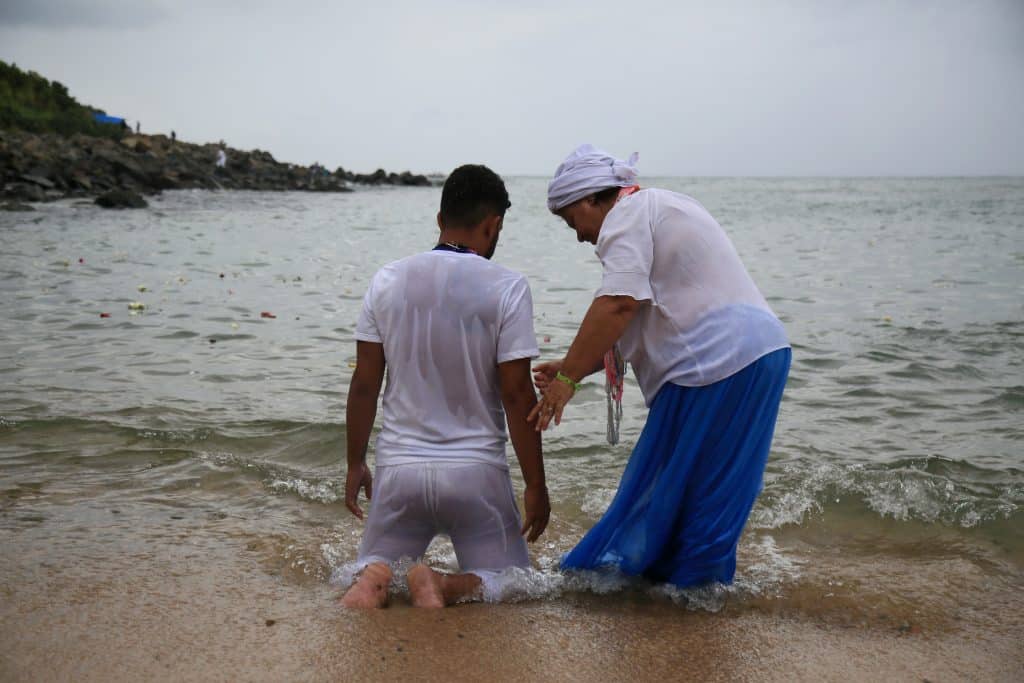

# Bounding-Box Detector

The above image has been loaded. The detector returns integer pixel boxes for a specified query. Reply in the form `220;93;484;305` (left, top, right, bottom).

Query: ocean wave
752;457;1023;529
138;427;212;442
268;476;340;504
197;450;342;504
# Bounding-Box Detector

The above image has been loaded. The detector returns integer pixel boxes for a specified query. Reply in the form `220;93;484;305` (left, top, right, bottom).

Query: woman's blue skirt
561;348;791;587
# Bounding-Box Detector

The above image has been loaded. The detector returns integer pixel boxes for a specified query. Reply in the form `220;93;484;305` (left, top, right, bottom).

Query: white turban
546;144;639;212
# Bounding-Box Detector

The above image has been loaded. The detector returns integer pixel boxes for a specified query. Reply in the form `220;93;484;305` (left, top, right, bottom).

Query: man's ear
483;213;502;239
436;211;444;231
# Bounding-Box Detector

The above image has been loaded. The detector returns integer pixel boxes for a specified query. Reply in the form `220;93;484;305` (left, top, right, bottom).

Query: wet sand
2;529;1020;683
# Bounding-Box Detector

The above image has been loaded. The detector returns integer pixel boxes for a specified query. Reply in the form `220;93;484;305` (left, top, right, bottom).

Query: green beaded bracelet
555;371;582;392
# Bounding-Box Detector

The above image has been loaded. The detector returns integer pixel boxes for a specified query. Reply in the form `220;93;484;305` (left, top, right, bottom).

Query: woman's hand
532;359;564;394
527;372;575;431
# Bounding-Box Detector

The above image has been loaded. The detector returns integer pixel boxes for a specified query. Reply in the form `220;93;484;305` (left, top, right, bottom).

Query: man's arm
498;357;550;542
344;340;386;519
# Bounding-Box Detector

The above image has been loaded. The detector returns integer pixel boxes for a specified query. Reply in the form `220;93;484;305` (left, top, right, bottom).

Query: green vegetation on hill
0;60;124;139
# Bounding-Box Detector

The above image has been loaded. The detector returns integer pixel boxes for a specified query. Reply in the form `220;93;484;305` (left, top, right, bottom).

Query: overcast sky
2;0;1022;176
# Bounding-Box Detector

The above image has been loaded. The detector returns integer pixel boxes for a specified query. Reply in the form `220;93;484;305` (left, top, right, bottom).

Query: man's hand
345;462;373;519
520;483;550;542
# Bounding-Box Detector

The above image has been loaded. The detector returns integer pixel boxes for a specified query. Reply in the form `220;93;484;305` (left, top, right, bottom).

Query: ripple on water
885;363;940;381
205;334;256;342
839;387;885;398
155;330;200;339
860;349;910;364
796;357;846;369
980;386;1024;409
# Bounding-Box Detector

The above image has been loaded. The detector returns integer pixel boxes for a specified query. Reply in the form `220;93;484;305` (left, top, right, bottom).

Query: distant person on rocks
170;130;176;143
340;164;549;609
135;121;140;134
215;146;227;170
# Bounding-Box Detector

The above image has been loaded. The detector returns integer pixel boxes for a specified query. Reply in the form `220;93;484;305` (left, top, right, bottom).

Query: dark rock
4;183;46;202
20;173;56;189
228;154;252;172
155;172;181;190
70;173;94;191
95;189;148;209
1;129;432;201
121;135;151;153
396;171;431;187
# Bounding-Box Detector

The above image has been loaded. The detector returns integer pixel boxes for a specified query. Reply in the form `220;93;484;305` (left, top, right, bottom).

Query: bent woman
529;144;790;587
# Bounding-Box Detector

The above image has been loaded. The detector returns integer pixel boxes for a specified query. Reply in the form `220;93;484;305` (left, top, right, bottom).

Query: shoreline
0;129;435;209
1;488;1021;682
2;540;1020;682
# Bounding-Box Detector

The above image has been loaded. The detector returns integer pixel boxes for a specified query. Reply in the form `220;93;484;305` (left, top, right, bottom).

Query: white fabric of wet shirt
356;250;539;468
594;188;790;404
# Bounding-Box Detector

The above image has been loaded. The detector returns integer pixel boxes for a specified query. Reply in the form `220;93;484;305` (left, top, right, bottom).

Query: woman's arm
532;355;605;394
528;294;641;430
562;295;640;383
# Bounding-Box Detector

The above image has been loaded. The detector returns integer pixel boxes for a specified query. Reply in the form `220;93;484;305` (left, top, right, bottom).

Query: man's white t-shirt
595;188;789;405
355;250;539;468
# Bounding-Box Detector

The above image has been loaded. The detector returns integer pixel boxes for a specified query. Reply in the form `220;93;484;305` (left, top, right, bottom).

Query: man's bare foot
407;565;483;607
340;562;392;609
407;564;446;608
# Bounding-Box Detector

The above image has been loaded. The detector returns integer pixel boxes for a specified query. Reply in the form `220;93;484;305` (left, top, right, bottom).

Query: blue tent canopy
93;113;125;125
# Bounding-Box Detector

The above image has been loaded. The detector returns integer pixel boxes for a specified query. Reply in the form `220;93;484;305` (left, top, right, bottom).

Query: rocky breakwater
0;129;433;209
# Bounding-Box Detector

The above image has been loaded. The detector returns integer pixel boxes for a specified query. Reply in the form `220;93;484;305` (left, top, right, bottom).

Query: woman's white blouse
595;188;789;405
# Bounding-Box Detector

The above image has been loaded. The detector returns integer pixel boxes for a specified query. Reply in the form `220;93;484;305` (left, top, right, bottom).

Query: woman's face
557;196;607;245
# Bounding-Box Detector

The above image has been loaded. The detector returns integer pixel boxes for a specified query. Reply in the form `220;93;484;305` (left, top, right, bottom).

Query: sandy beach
2;520;1020;682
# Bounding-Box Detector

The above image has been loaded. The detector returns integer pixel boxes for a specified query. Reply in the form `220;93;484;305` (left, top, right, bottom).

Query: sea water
1;177;1021;628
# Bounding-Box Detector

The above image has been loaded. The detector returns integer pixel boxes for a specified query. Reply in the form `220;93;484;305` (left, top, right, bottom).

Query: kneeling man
341;164;549;608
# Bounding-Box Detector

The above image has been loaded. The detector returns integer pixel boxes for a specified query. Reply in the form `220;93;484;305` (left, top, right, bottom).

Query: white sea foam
750;460;1021;529
268;477;339;504
733;534;804;596
139;427;211;442
580;487;616;516
323;532;803;610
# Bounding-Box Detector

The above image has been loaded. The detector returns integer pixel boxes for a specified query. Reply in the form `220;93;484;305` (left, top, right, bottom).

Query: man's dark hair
439;164;511;229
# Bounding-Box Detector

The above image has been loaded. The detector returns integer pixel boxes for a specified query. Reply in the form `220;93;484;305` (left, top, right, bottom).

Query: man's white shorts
357;461;529;573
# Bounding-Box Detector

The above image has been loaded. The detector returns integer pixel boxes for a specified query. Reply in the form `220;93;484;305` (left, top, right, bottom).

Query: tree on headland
0;60;124;139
